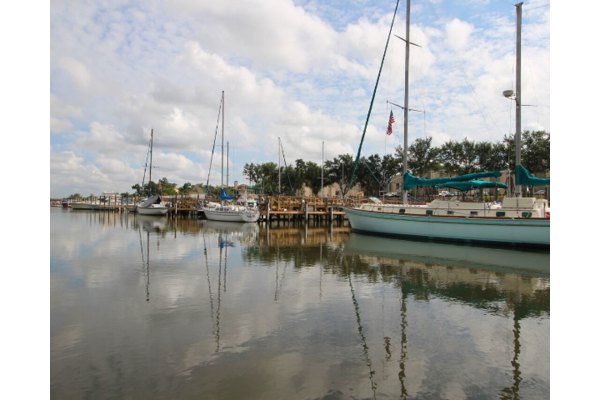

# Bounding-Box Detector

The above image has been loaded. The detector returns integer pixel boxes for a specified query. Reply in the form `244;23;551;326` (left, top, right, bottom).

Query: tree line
242;131;549;197
63;131;548;200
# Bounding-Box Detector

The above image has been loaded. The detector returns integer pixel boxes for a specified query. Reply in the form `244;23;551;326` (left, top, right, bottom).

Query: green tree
476;141;508;172
521;131;550;173
304;160;324;196
178;182;193;196
257;162;279;195
131;184;144;196
157;177;177;195
243;163;259;186
502;131;550;174
325;154;354;195
438;138;479;175
397;137;440;176
359;154;383;196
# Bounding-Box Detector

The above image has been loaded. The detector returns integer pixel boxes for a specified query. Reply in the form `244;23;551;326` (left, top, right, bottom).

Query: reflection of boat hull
203;220;259;235
344;232;549;275
344;207;549;248
204;207;259;223
137;215;166;232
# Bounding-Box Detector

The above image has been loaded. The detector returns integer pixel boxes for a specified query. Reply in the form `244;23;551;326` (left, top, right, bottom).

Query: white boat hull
203;208;259;223
137;205;169;216
344;207;549;248
71;202;100;210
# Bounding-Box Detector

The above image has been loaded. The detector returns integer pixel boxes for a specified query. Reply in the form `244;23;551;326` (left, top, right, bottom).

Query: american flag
386;110;395;135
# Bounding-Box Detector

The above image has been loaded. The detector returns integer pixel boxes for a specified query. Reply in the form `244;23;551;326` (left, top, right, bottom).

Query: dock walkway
56;195;363;222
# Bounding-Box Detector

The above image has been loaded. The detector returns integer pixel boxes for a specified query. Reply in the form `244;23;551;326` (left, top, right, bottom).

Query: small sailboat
343;1;549;248
202;91;260;223
203;189;260;223
137;129;169;216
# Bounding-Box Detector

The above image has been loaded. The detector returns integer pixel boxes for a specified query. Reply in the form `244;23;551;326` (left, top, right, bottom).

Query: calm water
50;208;550;399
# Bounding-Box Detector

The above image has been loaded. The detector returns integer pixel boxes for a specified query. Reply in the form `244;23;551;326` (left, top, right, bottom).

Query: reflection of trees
243;227;550;318
246;226;548;399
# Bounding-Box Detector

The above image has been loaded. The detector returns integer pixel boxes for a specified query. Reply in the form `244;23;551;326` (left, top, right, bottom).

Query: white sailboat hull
203;207;259;223
137;205;169;216
344;207;549;247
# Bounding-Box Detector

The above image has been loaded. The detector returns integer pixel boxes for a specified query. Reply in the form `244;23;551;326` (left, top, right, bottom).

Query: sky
46;0;551;198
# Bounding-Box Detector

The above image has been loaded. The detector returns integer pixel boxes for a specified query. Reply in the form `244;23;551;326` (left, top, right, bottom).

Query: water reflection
338;233;548;399
51;209;549;399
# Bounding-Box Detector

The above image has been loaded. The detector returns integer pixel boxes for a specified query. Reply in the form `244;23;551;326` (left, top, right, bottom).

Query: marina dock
52;195;355;223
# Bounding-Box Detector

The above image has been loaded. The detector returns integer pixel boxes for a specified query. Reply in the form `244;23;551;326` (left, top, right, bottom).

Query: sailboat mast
321;141;324;197
149;128;154;193
515;2;523;196
402;0;411;205
278;137;281;193
221;91;225;188
227;141;230;187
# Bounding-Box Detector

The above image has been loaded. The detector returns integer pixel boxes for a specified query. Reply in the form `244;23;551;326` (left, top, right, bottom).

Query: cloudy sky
45;0;551;198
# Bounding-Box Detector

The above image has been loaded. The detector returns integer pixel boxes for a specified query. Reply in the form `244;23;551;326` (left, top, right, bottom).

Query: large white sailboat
343;1;549;248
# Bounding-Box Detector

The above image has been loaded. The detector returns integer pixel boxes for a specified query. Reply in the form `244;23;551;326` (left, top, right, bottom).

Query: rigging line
361;158;383;187
388;100;423;114
279;138;294;192
206;95;223;192
141;135;152;188
347;0;401;196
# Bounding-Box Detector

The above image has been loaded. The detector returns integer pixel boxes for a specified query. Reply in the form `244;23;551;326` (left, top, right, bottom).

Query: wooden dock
56;195;362;223
257;196;350;223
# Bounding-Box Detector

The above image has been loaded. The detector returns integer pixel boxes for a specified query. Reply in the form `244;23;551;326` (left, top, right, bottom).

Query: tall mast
149;128;154;193
221;91;224;188
321;141;324;197
402;0;411;204
227;141;230;187
278;137;281;193
515;2;523;196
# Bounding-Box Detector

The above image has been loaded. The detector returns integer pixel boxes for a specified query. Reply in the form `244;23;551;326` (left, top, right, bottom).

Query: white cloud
445;18;474;51
50;0;549;197
56;57;91;89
